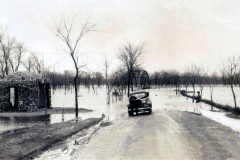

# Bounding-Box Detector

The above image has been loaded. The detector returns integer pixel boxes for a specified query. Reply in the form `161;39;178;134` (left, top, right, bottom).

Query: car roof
130;91;149;96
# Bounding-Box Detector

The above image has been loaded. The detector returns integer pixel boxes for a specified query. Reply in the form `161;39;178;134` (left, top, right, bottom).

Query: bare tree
206;72;217;111
0;32;16;77
22;55;32;72
90;72;97;93
158;71;166;90
170;70;180;95
162;71;170;90
152;72;159;86
29;52;45;74
0;54;4;78
222;55;240;116
53;14;99;118
117;43;145;97
0;28;6;77
197;66;206;98
102;53;112;90
95;71;104;87
63;70;71;95
48;71;56;94
182;72;190;100
113;67;127;89
9;42;26;73
186;64;200;103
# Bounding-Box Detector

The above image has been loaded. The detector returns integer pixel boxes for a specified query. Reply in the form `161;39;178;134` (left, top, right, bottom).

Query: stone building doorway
9;87;18;110
38;83;50;109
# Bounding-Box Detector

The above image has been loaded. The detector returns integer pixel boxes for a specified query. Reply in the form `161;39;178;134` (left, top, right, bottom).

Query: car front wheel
128;111;133;116
149;109;152;114
135;109;138;115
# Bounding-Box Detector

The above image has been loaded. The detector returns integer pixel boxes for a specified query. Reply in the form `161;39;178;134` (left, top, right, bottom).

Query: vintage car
127;91;152;116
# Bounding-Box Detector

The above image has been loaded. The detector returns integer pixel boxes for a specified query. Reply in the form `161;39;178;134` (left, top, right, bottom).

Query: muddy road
36;90;240;160
67;110;240;160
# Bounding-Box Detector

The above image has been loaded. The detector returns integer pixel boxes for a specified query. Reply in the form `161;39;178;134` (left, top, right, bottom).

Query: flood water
0;85;238;134
180;85;240;107
0;86;128;133
52;86;129;121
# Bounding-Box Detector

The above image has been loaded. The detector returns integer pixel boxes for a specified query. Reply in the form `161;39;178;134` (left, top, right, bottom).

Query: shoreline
180;90;240;115
0;107;93;117
0;117;103;160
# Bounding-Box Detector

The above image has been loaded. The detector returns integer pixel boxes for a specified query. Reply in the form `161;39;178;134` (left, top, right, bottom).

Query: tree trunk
230;83;237;116
106;66;108;92
44;81;48;125
131;71;133;92
200;87;203;98
210;86;213;111
178;84;181;96
74;73;79;119
176;85;177;95
5;60;8;76
192;85;195;103
92;84;95;93
186;86;188;100
127;71;131;97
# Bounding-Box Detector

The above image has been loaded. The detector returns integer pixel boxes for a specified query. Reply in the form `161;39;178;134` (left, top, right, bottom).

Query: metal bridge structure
132;69;150;89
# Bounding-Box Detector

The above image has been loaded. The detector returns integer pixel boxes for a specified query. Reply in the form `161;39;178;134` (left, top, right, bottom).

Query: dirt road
71;110;240;160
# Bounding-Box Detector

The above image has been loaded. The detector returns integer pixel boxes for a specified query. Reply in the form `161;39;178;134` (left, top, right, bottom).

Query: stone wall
0;72;51;112
0;85;10;111
18;81;39;112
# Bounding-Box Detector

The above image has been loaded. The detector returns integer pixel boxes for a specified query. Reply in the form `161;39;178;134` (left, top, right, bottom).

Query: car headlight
142;99;147;103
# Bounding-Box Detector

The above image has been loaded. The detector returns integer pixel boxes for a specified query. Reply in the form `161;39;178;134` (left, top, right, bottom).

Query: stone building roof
0;72;50;85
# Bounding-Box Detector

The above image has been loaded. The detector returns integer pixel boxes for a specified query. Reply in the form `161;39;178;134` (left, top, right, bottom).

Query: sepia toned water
0;86;128;133
182;86;240;107
0;85;239;134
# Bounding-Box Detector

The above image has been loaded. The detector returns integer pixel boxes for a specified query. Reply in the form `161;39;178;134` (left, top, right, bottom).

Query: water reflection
0;114;82;130
0;113;103;129
0;115;51;125
0;86;129;133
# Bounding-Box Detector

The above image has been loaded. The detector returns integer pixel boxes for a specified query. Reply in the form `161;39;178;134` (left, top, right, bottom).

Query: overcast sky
1;0;240;74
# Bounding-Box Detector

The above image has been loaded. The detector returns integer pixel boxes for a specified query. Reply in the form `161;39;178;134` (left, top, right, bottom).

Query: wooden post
62;104;64;122
44;79;48;125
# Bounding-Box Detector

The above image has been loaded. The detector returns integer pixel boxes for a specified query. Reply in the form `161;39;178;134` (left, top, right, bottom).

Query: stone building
0;72;51;112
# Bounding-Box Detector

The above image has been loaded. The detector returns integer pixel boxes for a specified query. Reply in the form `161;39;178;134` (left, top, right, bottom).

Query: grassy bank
0;117;103;160
180;90;240;115
0;107;92;117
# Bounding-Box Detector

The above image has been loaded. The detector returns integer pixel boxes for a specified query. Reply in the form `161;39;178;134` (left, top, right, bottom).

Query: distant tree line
44;71;105;93
149;66;240;90
148;58;240;116
2;20;240;115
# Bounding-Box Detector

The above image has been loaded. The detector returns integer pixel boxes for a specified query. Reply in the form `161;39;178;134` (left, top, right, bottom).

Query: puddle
35;123;102;160
34;111;129;160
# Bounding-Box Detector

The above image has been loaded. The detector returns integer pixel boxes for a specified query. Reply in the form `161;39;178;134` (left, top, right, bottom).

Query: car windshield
131;93;147;99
